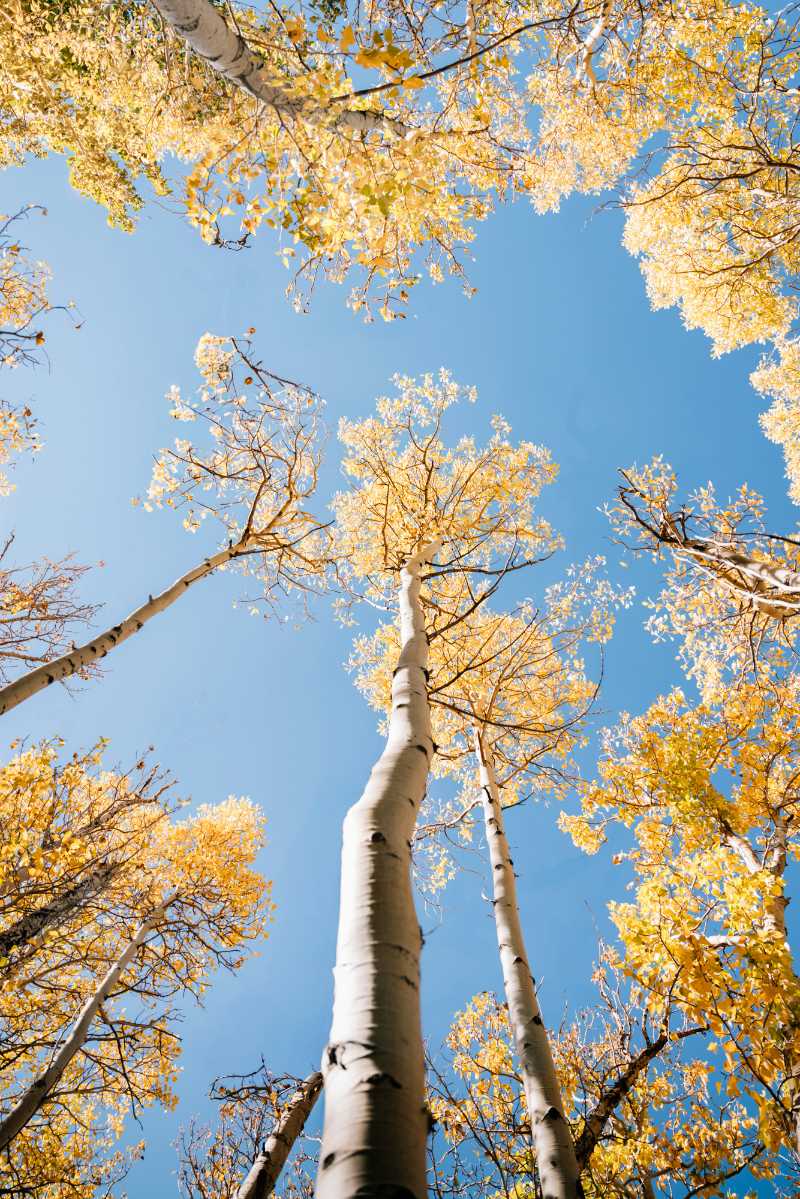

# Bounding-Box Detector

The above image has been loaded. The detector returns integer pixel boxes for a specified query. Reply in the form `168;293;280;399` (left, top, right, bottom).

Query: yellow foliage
0;739;271;1196
430;981;768;1195
573;681;800;1155
5;0;793;328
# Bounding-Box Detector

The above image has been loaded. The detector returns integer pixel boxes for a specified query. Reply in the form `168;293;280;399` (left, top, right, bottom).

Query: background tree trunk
0;894;174;1150
237;1071;322;1199
474;731;582;1199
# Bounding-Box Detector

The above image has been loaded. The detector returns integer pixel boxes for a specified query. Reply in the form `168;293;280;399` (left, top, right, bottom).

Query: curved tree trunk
149;0;408;136
0;894;174;1151
474;731;582;1199
316;540;440;1199
237;1071;323;1199
0;544;243;716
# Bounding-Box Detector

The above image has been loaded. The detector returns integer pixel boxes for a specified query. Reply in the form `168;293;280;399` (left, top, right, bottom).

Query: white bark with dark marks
149;0;409;136
237;1071;322;1199
474;731;582;1199
0;894;175;1151
316;540;441;1199
0;544;243;716
677;538;800;620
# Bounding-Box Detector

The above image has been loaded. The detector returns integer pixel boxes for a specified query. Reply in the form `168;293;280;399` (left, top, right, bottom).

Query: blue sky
1;153;793;1192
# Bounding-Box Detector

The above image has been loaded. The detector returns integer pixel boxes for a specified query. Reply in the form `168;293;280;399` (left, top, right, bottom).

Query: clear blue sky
1;153;792;1192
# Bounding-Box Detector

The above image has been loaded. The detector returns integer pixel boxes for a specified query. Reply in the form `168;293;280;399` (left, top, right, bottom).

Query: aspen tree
474;731;581;1198
0;0;546;314
0;741;271;1195
528;1;800;449
320;372;561;1195
177;1065;322;1199
0;892;177;1152
0;332;329;716
356;569;634;1194
428;975;764;1197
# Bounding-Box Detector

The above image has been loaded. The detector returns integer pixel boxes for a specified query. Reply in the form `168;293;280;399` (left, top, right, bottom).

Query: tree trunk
237;1071;323;1199
474;731;582;1199
148;0;408;136
316;540;440;1199
0;862;117;963
0;544;243;716
0;894;175;1150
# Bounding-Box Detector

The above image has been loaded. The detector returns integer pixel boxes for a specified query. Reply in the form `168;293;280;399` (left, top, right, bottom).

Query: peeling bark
316;541;441;1199
237;1071;322;1199
0;861;117;963
149;0;409;136
0;544;243;716
474;731;582;1199
0;894;175;1151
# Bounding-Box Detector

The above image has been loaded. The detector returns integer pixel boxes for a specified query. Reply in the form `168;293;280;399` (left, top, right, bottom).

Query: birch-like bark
474;731;582;1199
149;0;408;136
0;894;175;1150
0;861;117;962
676;538;800;619
0;544;243;716
237;1071;323;1199
316;540;441;1199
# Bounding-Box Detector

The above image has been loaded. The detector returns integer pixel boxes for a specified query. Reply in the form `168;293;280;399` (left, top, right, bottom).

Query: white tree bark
149;0;409;136
237;1071;323;1199
0;894;175;1151
316;540;441;1199
474;731;582;1199
0;544;243;716
675;538;800;619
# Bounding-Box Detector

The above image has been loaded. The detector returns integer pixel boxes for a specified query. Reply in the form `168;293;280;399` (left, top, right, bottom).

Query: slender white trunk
0;894;175;1150
316;541;440;1199
149;0;408;136
474;731;582;1199
237;1071;323;1199
0;544;242;716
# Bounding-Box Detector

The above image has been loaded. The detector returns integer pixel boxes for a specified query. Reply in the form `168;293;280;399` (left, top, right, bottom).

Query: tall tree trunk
474;731;582;1199
316;540;440;1199
0;544;243;717
0;861;117;963
0;894;175;1150
149;0;407;136
237;1071;323;1199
